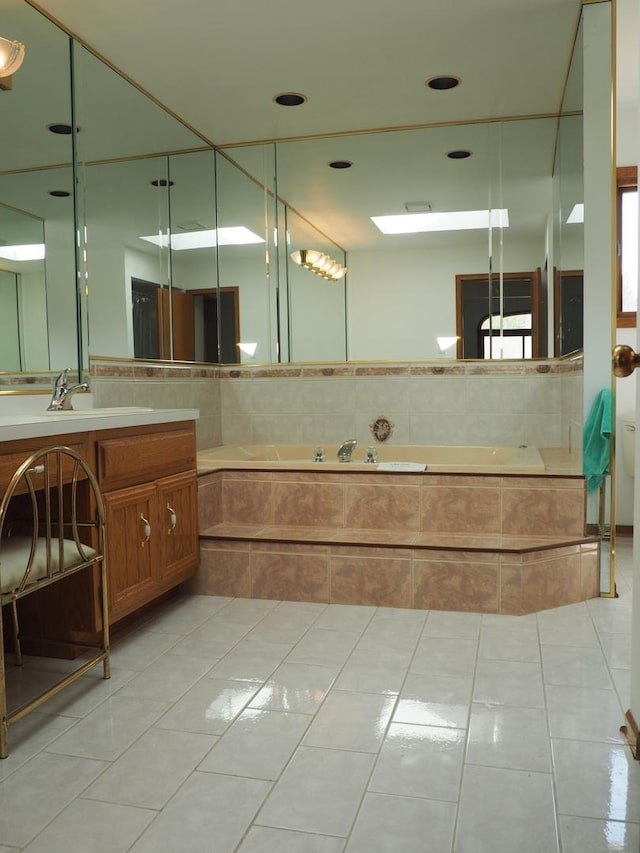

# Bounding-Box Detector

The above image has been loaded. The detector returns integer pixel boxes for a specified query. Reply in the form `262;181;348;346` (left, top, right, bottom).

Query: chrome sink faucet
46;368;90;411
337;438;357;462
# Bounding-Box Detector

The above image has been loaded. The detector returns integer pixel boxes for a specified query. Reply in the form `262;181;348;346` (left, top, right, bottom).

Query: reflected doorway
192;287;240;364
456;270;543;359
131;278;195;360
553;269;584;356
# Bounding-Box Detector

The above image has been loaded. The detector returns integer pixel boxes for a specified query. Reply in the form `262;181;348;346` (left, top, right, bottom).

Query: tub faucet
46;368;90;411
337;438;357;462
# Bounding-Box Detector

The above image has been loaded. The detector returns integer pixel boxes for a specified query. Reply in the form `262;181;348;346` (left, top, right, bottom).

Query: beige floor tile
128;772;271;853
369;722;465;801
21;799;155;853
82;728;217;808
0;752;107;848
256;746;375;836
345;792;456;852
454;764;559;853
198;708;309;779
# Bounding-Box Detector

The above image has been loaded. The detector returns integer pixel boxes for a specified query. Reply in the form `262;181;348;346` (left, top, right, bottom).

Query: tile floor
1;537;639;852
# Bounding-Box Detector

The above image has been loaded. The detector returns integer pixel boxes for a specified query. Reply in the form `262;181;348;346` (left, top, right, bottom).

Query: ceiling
28;0;584;146
0;0;625;258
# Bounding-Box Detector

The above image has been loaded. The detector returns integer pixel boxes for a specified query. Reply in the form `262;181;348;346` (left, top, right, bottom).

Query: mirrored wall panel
0;1;76;373
0;0;593;374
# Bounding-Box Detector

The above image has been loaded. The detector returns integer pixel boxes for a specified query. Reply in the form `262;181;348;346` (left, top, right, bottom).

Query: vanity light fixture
371;208;509;234
0;36;25;78
290;249;346;282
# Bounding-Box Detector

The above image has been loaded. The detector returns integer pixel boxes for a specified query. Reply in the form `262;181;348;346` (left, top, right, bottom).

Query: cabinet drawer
0;438;92;494
97;428;196;491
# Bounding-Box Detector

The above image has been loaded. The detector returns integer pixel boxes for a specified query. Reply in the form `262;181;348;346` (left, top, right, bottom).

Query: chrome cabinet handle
167;503;177;535
140;513;151;547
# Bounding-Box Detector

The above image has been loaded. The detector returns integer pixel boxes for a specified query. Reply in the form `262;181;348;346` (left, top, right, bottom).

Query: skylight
139;227;264;250
371;209;509;234
0;243;46;261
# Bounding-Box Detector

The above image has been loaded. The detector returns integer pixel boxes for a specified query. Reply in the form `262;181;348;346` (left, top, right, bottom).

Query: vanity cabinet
96;423;199;623
0;418;199;640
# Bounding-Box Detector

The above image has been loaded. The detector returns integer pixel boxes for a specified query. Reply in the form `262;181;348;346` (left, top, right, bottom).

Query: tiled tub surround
218;359;583;453
87;355;583;461
192;467;599;615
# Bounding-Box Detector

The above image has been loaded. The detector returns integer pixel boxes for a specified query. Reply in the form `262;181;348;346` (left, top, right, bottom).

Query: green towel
583;388;612;492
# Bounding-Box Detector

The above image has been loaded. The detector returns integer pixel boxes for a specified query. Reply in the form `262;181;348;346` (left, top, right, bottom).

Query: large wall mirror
0;1;605;374
0;0;77;374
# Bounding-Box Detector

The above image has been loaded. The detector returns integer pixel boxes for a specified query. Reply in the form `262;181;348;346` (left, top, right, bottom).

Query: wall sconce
0;36;26;91
290;249;346;282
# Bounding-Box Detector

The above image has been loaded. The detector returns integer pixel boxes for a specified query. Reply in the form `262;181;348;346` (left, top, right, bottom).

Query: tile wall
191;467;599;615
88;356;583;456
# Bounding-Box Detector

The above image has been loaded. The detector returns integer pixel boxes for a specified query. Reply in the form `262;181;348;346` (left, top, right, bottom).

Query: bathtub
197;443;547;474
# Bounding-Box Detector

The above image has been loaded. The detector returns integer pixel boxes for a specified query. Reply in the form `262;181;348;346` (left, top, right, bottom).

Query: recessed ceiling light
150;179;174;187
47;123;75;135
328;160;353;169
274;92;307;106
447;149;472;159
426;76;460;91
48;190;70;197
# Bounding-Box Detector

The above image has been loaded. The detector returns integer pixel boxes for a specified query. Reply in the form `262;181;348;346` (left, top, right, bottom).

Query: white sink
46;406;155;416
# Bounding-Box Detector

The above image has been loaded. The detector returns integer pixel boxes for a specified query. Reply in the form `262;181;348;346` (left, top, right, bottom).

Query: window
480;312;532;359
617;165;638;327
456;271;542;359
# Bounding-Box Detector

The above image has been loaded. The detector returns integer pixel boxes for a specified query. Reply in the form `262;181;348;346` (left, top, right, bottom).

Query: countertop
0;407;200;442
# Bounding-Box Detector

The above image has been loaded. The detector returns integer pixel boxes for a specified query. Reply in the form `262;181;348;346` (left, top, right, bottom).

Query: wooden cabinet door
103;482;158;622
157;471;199;588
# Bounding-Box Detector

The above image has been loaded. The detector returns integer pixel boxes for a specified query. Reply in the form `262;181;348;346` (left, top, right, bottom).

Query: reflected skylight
371;209;509;234
0;243;45;261
140;226;264;250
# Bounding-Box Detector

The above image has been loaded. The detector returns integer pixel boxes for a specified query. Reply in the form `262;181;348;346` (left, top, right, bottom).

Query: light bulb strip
290;248;346;282
0;37;26;77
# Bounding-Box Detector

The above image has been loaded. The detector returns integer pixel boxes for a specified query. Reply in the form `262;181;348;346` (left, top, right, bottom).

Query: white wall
347;238;545;361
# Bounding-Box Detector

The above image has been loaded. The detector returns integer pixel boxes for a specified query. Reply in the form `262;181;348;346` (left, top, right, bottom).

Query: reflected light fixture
0;36;26;77
290;249;346;281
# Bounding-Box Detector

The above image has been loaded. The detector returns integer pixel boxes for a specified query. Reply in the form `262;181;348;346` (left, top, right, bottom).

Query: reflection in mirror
72;41;207;363
0;205;48;371
214;152;271;364
0;2;76;373
553;18;584;357
285;206;347;361
233;116;559;361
